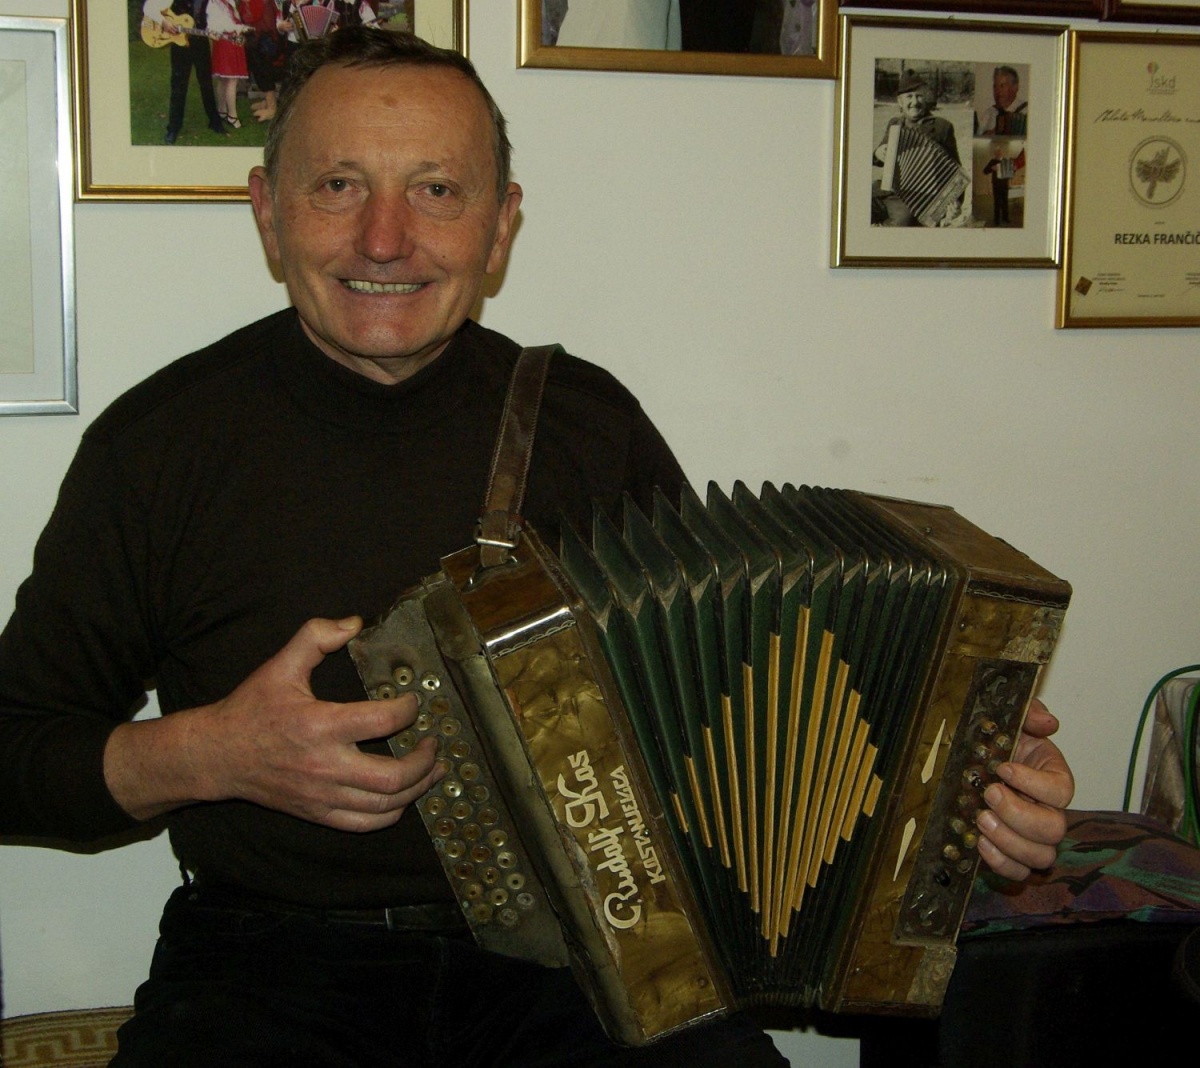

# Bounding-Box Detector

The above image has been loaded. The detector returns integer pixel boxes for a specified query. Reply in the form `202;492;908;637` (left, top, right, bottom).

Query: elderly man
872;70;968;227
0;28;1073;1065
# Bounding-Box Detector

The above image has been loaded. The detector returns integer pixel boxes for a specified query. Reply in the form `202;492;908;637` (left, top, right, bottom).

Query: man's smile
342;279;425;294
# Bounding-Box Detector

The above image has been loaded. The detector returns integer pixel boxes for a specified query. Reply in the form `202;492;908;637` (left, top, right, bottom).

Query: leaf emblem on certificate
1129;137;1186;208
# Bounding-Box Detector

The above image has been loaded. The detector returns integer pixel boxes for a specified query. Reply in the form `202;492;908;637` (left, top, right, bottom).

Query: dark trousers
111;885;787;1068
167;37;222;135
991;179;1010;225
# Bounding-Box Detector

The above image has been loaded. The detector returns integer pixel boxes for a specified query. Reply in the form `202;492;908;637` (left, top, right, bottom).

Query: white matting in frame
0;15;76;415
832;15;1067;268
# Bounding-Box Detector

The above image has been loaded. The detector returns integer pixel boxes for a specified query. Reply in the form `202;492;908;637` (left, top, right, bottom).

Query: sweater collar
272;310;476;433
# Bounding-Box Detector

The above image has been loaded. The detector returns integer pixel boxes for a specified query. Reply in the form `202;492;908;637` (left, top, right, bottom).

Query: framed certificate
0;15;76;415
1058;31;1200;326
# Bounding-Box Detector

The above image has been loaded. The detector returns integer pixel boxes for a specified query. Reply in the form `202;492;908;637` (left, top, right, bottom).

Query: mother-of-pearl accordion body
350;483;1070;1046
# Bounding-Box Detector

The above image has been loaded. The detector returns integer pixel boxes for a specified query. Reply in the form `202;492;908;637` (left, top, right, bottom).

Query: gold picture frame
1058;30;1200;327
72;0;467;202
0;15;77;415
518;0;838;79
831;15;1068;269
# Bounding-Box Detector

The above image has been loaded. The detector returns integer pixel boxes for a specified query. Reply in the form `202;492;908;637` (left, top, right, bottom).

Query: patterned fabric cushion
1;1006;132;1068
963;809;1200;937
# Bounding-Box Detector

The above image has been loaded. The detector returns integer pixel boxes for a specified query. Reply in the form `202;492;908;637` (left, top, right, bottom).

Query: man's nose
357;191;416;263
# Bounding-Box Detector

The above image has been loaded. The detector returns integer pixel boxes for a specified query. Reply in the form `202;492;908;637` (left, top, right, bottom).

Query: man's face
249;63;522;384
897;89;929;122
993;71;1018;110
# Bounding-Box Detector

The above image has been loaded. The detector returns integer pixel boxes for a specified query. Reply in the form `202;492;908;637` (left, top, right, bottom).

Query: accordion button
463;824;482;842
421;673;441;692
442;779;463;798
942;844;962;862
424;796;446;816
391;665;415;687
497;851;517;869
498;908;519;928
374;683;397;700
469;786;490;804
488;830;507;848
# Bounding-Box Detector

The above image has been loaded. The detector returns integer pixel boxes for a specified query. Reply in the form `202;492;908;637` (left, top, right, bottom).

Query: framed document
1058;31;1200;327
0;15;77;415
73;0;466;201
832;15;1068;268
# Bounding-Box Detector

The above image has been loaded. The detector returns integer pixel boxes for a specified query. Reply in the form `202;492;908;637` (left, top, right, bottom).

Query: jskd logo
1147;61;1176;93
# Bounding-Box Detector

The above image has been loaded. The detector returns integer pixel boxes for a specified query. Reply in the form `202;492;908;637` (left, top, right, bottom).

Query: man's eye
324;178;350;193
426;183;452;197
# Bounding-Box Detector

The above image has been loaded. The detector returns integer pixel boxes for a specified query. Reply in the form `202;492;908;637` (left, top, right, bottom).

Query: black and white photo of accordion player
871;68;970;228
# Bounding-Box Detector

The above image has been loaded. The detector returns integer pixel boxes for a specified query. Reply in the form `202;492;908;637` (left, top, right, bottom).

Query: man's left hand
975;698;1075;881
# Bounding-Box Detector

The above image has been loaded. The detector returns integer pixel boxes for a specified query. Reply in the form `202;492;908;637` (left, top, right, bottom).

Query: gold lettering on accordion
493;625;725;1037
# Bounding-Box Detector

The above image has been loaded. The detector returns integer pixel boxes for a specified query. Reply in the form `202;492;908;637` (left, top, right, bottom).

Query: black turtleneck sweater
0;310;684;908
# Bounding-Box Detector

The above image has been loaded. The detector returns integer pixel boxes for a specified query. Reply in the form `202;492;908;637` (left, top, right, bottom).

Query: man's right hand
103;617;445;832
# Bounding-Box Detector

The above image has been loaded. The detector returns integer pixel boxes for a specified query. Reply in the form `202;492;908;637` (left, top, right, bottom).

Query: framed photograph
72;0;467;201
518;0;838;79
832;15;1068;268
1058;31;1200;327
847;1;1103;14
1105;0;1200;21
0;16;77;416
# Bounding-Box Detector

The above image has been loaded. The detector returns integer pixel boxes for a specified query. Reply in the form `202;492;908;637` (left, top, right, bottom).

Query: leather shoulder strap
476;344;560;569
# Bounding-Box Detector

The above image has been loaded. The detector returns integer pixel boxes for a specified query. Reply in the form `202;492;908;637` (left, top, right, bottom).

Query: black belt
186;878;468;933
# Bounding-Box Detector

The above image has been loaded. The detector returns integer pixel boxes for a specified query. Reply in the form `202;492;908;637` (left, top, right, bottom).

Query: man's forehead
280;63;494;167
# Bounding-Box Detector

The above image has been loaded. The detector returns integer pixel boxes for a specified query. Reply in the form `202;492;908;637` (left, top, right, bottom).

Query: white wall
2;3;1198;1065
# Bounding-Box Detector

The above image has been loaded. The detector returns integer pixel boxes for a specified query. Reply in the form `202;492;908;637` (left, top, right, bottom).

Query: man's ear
248;166;280;263
486;182;523;275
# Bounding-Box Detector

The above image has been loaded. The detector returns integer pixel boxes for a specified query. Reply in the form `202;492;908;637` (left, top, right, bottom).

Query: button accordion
350;483;1070;1045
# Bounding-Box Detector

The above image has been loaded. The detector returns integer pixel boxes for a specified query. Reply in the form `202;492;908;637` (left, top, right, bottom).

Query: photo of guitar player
132;0;403;147
139;0;242;143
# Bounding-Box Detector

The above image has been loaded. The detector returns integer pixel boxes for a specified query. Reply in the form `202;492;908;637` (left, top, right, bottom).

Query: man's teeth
344;280;422;294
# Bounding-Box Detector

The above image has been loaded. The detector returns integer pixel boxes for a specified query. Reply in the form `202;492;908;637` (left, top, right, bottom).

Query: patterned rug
1;1006;132;1068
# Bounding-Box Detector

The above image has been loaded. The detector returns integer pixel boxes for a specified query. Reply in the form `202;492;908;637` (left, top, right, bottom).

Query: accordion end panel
352;536;729;1047
819;494;1070;1015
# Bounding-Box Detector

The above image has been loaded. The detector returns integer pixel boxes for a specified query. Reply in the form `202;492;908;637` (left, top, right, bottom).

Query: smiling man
248;55;522;383
0;28;1073;1067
